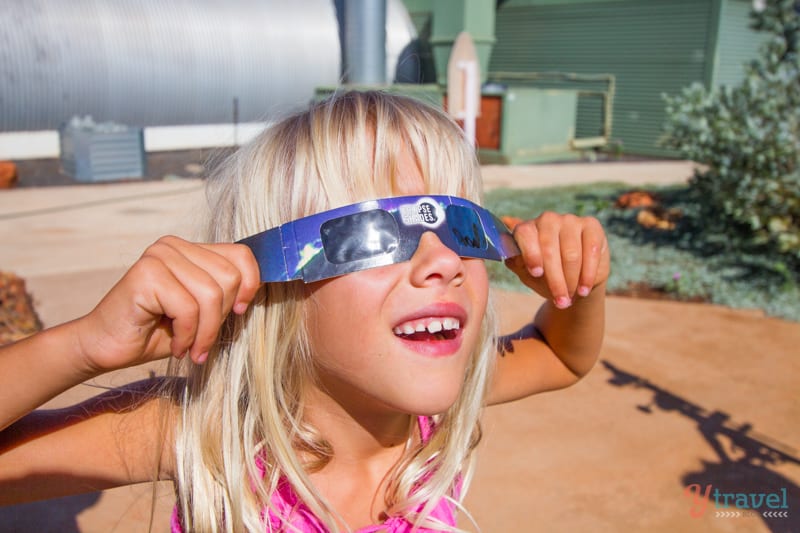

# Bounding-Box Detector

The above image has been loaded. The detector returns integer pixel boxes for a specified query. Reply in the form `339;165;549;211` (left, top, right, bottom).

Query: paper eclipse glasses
238;195;521;283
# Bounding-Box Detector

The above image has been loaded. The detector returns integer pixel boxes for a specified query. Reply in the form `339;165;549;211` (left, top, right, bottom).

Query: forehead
391;142;426;196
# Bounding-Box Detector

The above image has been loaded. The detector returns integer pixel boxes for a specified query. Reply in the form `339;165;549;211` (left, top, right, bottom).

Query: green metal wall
714;0;769;87
402;0;434;35
401;0;767;158
491;0;717;157
501;0;616;5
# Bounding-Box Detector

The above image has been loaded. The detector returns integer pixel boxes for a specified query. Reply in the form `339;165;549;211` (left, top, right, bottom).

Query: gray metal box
59;117;146;182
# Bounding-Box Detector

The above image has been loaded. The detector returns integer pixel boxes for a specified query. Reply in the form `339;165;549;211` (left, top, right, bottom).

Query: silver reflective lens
321;210;400;264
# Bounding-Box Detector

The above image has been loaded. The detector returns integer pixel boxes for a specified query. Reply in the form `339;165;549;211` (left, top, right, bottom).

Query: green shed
403;0;770;158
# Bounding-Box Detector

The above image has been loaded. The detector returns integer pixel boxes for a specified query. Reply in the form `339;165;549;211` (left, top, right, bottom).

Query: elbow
560;346;602;386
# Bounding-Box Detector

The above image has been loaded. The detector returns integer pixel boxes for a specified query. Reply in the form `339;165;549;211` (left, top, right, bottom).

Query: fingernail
233;302;248;315
530;266;544;278
578;285;591;297
555;296;572;309
196;352;208;364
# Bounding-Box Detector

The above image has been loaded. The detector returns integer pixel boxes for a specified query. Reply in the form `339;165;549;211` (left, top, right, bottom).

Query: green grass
484;183;800;322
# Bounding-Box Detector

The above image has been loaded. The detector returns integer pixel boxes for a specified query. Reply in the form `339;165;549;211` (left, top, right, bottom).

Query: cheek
464;260;490;340
305;276;390;358
466;260;490;303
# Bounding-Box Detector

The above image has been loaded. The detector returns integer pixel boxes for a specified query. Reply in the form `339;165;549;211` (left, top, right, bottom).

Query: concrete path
481;160;699;190
1;161;797;533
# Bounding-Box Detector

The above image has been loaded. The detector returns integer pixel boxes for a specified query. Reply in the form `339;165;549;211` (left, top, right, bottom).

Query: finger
160;238;261;318
577;218;606;297
536;213;571;308
511;221;544;278
197;242;261;314
558;214;584;298
142;238;228;362
129;255;200;360
169;240;245;318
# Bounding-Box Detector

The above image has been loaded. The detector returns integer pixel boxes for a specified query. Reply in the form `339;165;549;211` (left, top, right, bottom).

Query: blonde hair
171;90;498;532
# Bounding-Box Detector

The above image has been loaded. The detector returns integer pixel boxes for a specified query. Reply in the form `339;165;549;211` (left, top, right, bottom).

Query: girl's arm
486;213;609;405
0;318;102;432
0;379;178;504
0;236;260;502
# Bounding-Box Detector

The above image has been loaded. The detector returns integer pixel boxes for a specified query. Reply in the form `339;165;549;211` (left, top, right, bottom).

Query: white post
459;60;478;146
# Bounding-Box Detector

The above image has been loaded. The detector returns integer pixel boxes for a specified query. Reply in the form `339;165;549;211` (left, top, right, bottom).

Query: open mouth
393;317;461;342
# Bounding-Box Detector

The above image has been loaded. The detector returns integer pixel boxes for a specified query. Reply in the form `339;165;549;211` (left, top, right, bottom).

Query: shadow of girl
683;461;799;533
0;491;100;533
602;360;800;533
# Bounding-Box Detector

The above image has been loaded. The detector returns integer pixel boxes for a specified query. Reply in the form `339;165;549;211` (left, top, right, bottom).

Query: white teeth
427;320;443;333
394;317;461;336
443;318;460;331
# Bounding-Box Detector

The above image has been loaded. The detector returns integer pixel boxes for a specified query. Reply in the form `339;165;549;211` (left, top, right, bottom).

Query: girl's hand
75;236;261;374
504;213;610;309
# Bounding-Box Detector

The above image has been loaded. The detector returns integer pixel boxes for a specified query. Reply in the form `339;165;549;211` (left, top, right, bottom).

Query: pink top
171;417;459;532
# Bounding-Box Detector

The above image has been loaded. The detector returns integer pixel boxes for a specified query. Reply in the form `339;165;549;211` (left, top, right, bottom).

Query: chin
402;388;462;417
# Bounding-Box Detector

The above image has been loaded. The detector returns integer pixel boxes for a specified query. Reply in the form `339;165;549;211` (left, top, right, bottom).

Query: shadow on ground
602;360;800;533
0;492;100;533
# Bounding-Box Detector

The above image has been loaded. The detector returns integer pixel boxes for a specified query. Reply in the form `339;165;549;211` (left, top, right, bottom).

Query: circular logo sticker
399;197;445;229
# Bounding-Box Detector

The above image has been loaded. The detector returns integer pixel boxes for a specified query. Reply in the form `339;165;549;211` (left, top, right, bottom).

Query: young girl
0;90;608;532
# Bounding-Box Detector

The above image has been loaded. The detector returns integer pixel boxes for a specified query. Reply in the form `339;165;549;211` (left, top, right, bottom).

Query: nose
409;232;465;287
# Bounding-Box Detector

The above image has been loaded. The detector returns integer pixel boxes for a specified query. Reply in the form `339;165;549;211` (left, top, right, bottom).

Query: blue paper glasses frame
238;195;520;283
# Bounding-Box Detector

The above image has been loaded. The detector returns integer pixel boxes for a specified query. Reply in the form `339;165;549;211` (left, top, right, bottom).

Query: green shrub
484;183;800;322
661;0;799;260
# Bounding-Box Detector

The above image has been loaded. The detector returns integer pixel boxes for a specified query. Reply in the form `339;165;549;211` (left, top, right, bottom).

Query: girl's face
304;152;489;417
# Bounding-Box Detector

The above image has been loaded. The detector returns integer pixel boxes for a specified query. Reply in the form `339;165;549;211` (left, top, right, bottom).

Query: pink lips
393;303;467;357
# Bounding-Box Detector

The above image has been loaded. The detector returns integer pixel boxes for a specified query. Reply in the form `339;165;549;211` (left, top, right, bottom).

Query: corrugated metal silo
0;0;416;133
